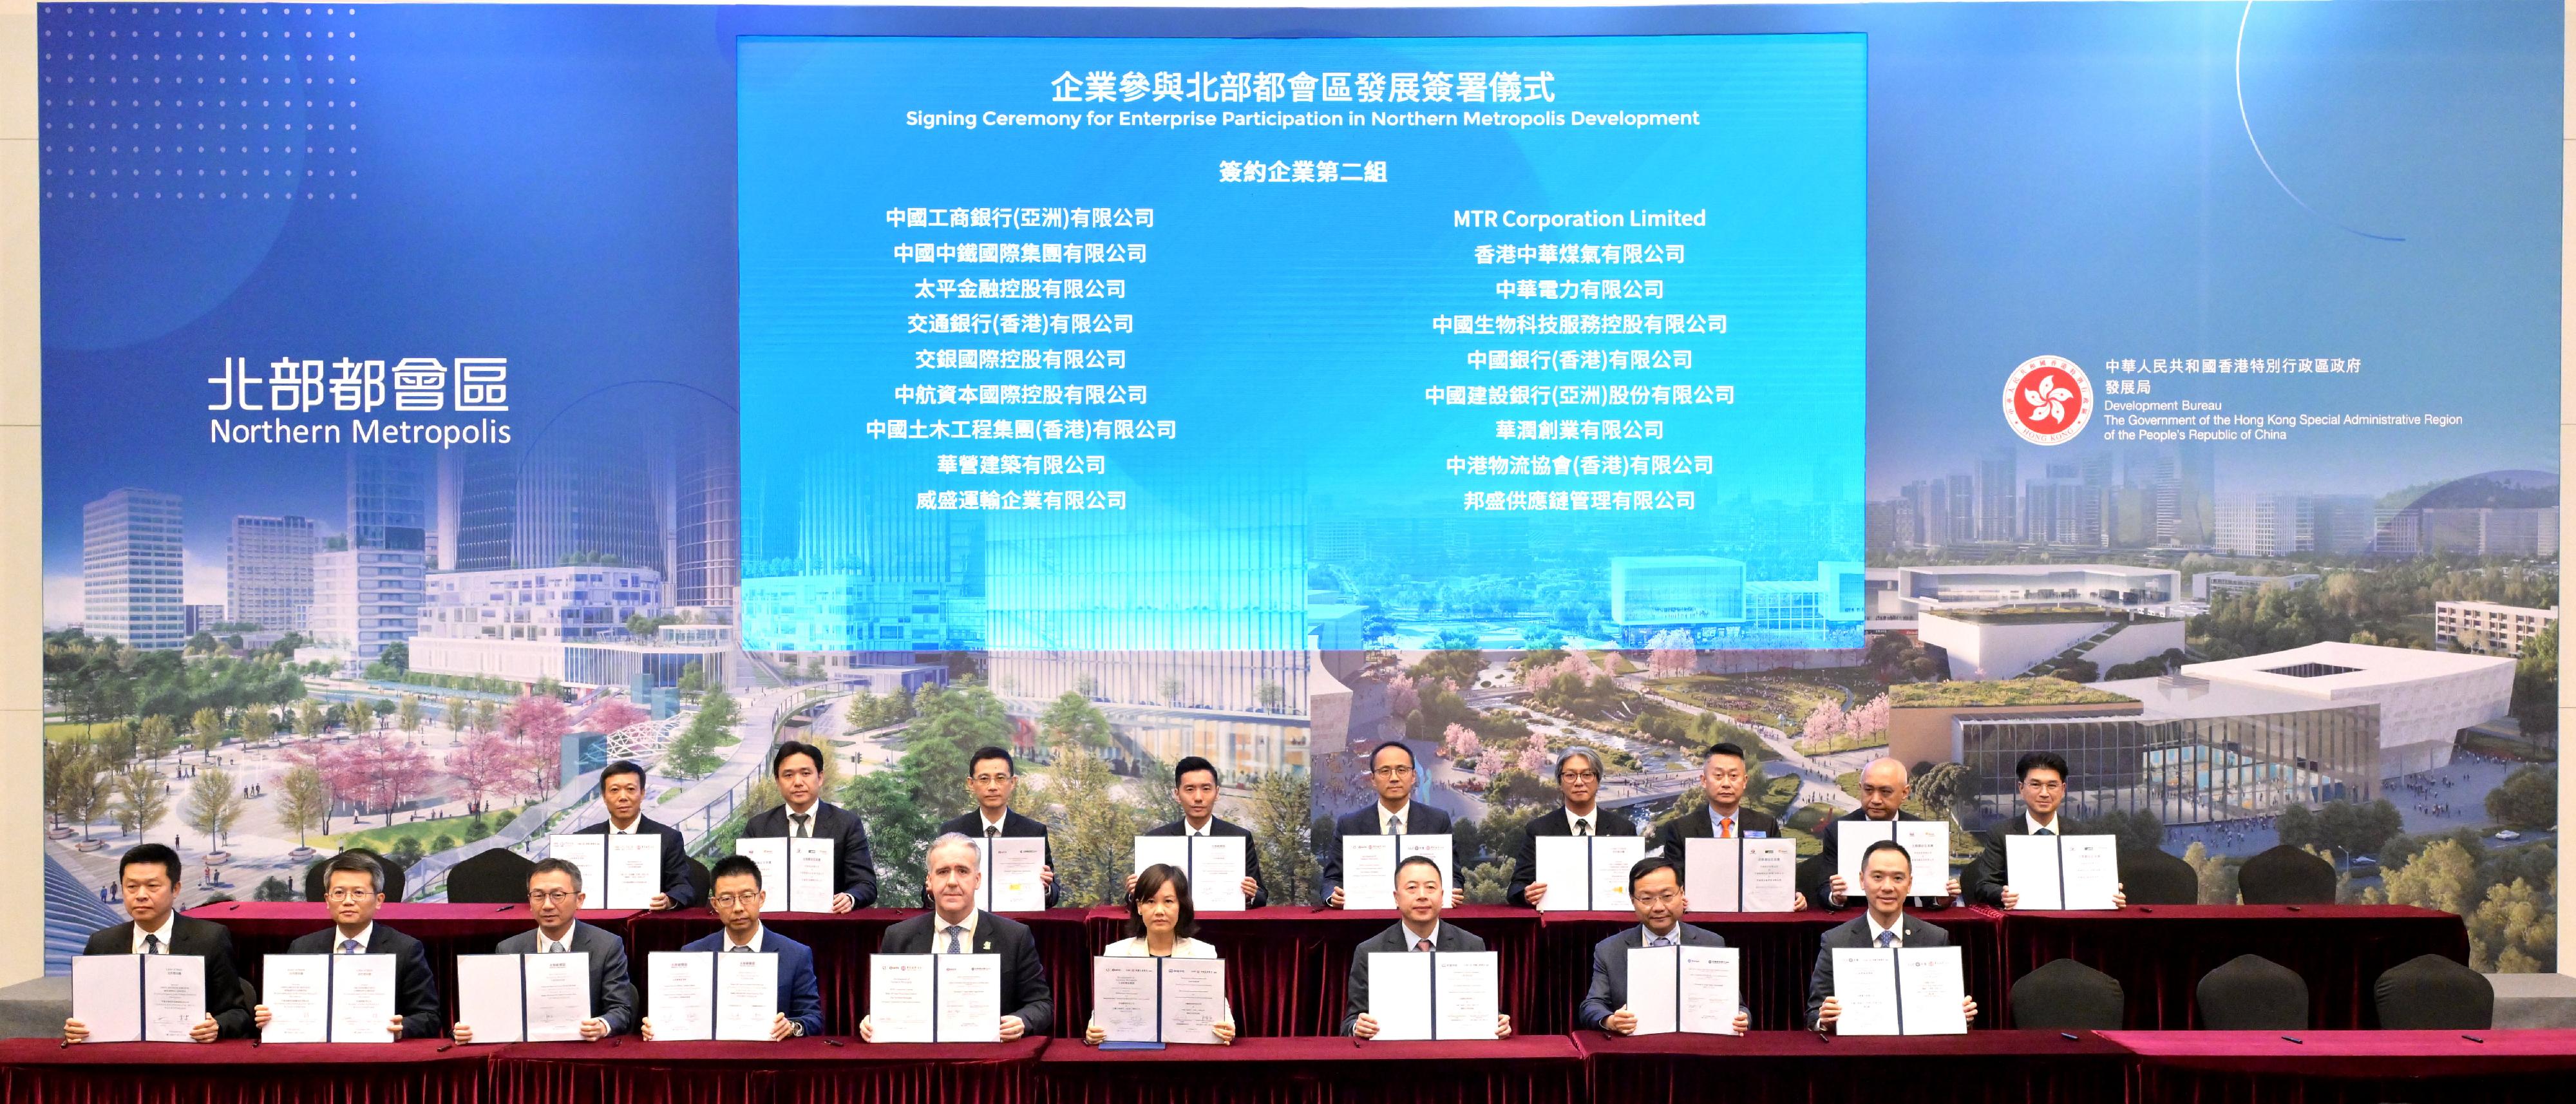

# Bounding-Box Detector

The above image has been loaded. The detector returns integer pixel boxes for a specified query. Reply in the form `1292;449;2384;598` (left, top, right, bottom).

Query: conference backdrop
33;3;2563;974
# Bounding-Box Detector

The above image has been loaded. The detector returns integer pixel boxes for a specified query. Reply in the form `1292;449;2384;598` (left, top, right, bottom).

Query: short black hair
326;850;385;893
1368;740;1416;769
1860;839;1913;871
1126;863;1199;940
600;759;646;790
1626;855;1681;891
772;741;826;777
1394;853;1443;885
1705;742;1747;765
710;853;764;887
970;746;1016;776
2016;751;2070;782
119;843;182;886
529;857;585;892
1172;756;1218;788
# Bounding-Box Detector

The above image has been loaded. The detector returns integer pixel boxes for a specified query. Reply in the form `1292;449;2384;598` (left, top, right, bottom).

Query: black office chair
2196;953;2308;1030
2235;845;2335;904
2010;958;2125;1030
683;856;713;905
303;848;406;903
445;848;537;904
2119;848;2198;906
2374;953;2493;1029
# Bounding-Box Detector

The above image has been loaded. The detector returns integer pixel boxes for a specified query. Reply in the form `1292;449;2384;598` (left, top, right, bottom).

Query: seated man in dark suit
451;857;638;1042
1646;743;1808;911
1508;745;1637;908
1320;741;1464;909
63;843;254;1042
643;855;825;1040
1578;856;1748;1034
1804;757;1962;909
1959;751;2126;909
740;741;879;910
254;852;443;1039
1342;855;1513;1039
569;759;697;909
932;746;1059;908
861;833;1054;1041
1806;841;1980;1032
1127;754;1267;908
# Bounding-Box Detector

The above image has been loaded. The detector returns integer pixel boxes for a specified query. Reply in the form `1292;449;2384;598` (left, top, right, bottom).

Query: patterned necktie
1575;819;1591;837
1415;938;1433;953
1649;935;1672;948
946;925;965;954
1388;816;1404;836
792;814;811;839
1877;930;1897;948
730;944;751;953
143;934;162;955
341;938;361;955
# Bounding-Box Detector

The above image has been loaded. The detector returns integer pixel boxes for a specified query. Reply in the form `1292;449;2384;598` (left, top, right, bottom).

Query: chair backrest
2119;848;2199;906
445;848;538;904
2374;953;2493;1029
2196;953;2308;1031
303;848;407;904
2011;958;2125;1030
2236;845;2335;904
683;855;713;904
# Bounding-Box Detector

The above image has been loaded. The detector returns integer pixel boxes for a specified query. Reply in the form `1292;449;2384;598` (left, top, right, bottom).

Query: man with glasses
254;852;442;1039
569;759;697;909
644;855;824;1040
1803;757;1961;911
1962;751;2127;909
63;843;254;1042
1507;746;1637;908
450;858;636;1042
1578;857;1748;1034
741;741;879;911
1647;743;1808;911
1320;741;1463;908
934;746;1059;907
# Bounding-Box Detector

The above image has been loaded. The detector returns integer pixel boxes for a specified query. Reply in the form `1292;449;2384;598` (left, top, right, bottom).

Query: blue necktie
1649;935;1672;948
2035;826;2054;837
946;926;964;954
341;938;361;954
1877;931;1897;948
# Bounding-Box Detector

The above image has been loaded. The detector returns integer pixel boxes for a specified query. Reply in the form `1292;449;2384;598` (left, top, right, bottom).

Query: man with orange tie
1645;743;1808;911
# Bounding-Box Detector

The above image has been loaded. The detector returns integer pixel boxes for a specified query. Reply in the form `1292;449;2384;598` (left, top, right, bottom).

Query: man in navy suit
1320;741;1464;908
254;852;444;1040
569;759;697;909
643;855;824;1040
63;843;254;1042
932;747;1058;908
1807;841;1980;1032
1128;754;1267;908
1578;856;1748;1034
740;741;878;910
860;833;1054;1041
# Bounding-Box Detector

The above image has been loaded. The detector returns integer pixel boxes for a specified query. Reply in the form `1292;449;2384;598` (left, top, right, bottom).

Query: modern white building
2191;572;2320;602
1886;564;2179;619
310;546;426;662
226;515;316;633
2434;601;2559;658
409;566;732;689
1919;608;2186;681
2178;641;2515;777
81;488;185;651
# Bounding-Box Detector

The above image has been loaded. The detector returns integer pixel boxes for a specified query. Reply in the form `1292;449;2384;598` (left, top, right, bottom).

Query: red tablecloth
1576;1030;2126;1104
486;1037;1043;1104
1040;1034;1578;1104
1533;908;2008;1033
0;1038;484;1104
1080;907;1542;1037
2106;1029;2576;1104
185;902;641;1033
1998;906;2469;1029
626;909;1094;1038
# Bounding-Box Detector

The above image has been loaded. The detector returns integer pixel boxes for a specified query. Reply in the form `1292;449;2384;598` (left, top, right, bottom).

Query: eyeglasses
323;888;378;902
1372;765;1415;778
527;890;579;904
1560;771;1600;783
710;893;762;909
972;774;1014;785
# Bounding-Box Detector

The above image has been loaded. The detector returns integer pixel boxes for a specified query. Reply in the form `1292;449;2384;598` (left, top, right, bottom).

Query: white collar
784;800;820;820
1866;912;1906;947
1708;805;1743;828
334;923;377;952
1182;816;1214;836
1638;922;1681;946
535;926;578;953
131;913;177;952
1377;801;1415;833
933;909;981;951
607;816;641;834
1566;807;1598;834
724;923;766;953
2025;812;2059;835
978;808;1010;834
1399;918;1441;948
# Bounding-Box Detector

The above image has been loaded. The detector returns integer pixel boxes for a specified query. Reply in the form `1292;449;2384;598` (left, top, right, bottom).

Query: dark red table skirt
1577;1029;2126;1104
1080;907;1541;1038
1533;908;2007;1033
1998;906;2470;1029
486;1037;1043;1104
1041;1035;1578;1104
185;903;641;1033
625;909;1094;1038
0;1038;483;1104
2106;1029;2576;1104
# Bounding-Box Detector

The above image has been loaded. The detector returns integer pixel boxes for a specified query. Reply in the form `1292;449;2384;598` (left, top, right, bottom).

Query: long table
625;909;1095;1038
186;902;643;1030
1998;905;2468;1029
1041;1035;1580;1104
1079;906;1542;1037
1577;1030;2128;1104
0;1038;484;1104
2107;1029;2576;1104
488;1036;1045;1104
1531;907;2007;1033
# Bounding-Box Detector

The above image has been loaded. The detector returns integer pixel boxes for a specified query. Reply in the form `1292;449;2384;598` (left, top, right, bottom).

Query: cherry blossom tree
1441;722;1481;761
583;699;650;738
446;733;518;815
324;738;433;828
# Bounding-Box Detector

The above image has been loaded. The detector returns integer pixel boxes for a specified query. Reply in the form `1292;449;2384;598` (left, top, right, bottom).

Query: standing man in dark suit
62;843;254;1042
643;855;825;1040
1806;841;1980;1031
1342;855;1511;1038
861;833;1054;1041
1647;743;1809;911
1508;746;1637;908
1578;856;1748;1034
1960;751;2125;909
1804;757;1961;909
450;858;638;1042
741;740;878;910
933;747;1058;908
570;759;696;909
254;852;443;1039
1320;741;1464;908
1128;754;1267;908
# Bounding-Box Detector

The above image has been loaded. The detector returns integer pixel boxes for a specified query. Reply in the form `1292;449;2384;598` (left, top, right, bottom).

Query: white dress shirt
933;910;981;953
131;914;178;955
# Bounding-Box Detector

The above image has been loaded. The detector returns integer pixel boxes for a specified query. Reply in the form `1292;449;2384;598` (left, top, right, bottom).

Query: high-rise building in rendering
1977;448;2018;542
82;488;185;651
674;419;739;611
226;515;316;633
455;430;664;573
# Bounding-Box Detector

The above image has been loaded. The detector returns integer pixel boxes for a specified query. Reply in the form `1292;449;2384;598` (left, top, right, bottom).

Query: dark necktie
143;934;162;955
792;813;811;839
947;926;965;954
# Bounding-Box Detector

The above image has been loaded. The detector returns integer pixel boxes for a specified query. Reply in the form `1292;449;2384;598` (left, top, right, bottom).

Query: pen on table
2462;1034;2485;1043
436;1043;454;1052
824;1038;844;1048
2060;1032;2079;1042
2280;1035;2302;1044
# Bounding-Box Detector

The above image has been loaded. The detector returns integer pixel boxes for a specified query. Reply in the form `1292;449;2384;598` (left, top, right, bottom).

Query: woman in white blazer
1086;863;1236;1044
